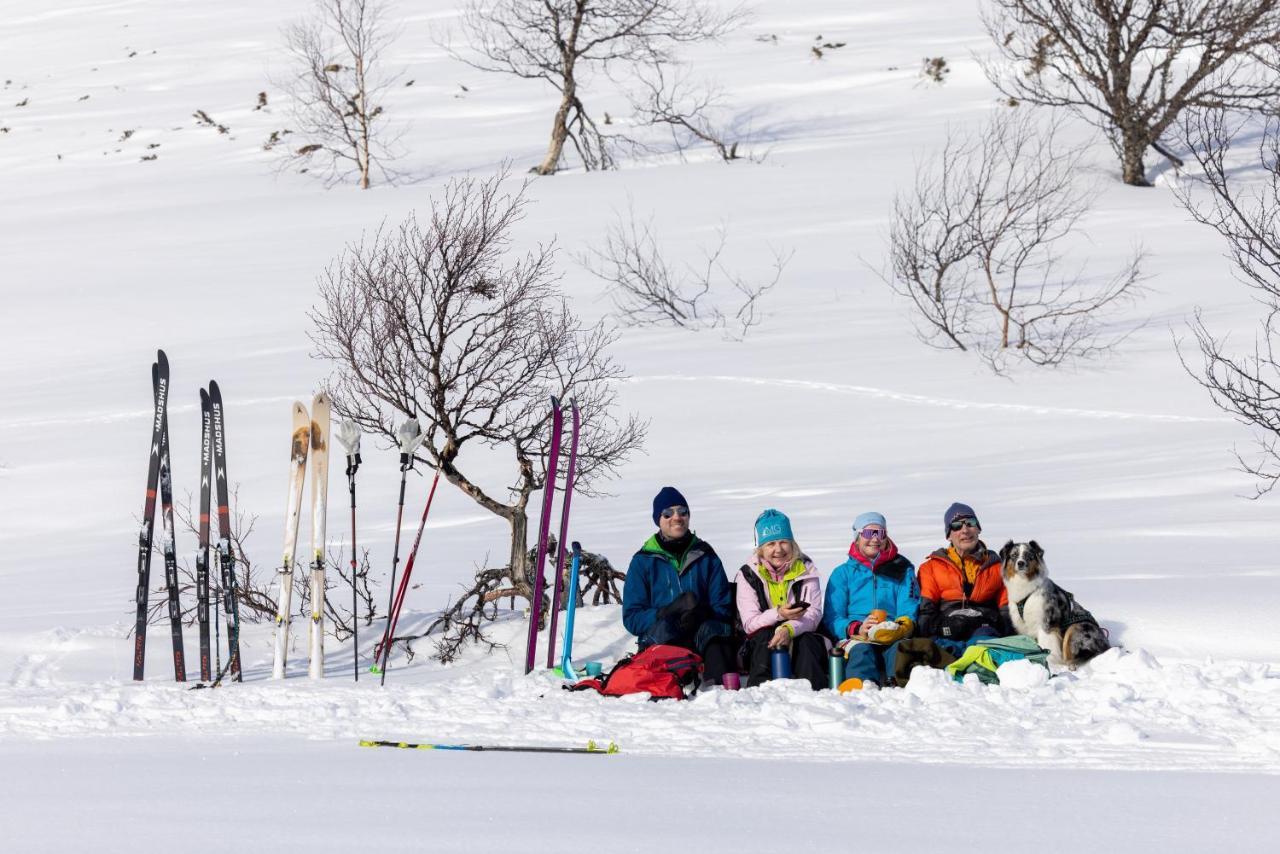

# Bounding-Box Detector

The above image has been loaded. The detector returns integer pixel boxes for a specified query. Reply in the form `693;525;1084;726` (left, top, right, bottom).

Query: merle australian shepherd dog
999;541;1111;668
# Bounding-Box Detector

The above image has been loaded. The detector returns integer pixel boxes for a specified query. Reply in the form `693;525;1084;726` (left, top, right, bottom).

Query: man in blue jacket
622;486;735;685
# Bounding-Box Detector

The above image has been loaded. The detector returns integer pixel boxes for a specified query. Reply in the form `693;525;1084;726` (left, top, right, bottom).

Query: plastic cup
583;661;603;677
721;672;741;690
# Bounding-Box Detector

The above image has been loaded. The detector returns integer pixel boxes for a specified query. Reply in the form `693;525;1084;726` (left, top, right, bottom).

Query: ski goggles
659;506;690;519
949;518;980;531
859;527;886;540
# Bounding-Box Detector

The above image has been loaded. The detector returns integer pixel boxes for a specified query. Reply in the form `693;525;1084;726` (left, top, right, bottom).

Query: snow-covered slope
1;1;1277;850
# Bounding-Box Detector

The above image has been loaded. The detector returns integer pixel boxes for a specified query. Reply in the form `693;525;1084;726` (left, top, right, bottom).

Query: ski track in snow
4;615;1278;774
626;375;1230;424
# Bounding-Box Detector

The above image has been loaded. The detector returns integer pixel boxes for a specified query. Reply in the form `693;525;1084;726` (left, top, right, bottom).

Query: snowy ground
2;0;1279;850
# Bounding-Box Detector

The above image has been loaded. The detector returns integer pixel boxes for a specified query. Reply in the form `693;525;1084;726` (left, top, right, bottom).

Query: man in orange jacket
916;502;1010;644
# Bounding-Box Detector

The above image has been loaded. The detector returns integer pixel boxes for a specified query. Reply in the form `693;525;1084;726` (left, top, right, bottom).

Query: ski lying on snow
358;740;618;754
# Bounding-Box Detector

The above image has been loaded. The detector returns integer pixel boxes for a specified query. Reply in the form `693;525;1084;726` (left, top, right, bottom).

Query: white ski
272;402;310;679
308;392;331;679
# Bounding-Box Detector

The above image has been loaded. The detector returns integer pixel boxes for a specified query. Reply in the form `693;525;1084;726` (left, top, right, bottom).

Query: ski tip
571;541;582;553
156;349;168;369
200;387;210;404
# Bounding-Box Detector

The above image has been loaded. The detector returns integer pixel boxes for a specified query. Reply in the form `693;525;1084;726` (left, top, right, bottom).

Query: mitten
868;616;913;644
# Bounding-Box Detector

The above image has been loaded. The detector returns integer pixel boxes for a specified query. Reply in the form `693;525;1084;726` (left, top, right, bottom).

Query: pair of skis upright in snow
132;350;239;682
524;397;581;675
272;394;332;679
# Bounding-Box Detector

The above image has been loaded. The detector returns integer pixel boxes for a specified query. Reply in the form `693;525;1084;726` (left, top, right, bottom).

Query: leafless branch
578;203;789;340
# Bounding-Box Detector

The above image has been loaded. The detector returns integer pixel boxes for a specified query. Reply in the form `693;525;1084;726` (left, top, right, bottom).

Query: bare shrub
579;204;789;341
982;0;1280;186
1177;110;1280;495
885;110;1146;371
279;0;403;188
310;167;646;659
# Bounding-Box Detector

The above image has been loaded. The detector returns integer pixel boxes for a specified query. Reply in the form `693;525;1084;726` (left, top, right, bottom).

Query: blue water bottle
770;648;792;679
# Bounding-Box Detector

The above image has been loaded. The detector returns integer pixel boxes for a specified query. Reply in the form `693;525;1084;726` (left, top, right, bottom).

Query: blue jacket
822;540;920;639
622;533;733;651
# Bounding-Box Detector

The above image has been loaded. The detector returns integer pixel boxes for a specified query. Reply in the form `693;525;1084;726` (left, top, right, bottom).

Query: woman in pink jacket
735;509;827;689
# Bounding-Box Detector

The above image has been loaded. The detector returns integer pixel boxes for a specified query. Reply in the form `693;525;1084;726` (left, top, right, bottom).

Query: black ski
154;363;186;681
209;380;242;681
133;350;169;681
195;388;213;681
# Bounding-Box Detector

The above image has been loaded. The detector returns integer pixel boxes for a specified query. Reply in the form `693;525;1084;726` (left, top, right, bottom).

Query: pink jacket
735;556;824;637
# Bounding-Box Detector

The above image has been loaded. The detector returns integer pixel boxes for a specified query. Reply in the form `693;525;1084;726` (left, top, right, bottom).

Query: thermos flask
770;648;792;679
829;648;845;689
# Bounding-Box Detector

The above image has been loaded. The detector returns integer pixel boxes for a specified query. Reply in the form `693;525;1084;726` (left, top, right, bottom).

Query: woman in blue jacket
822;511;920;687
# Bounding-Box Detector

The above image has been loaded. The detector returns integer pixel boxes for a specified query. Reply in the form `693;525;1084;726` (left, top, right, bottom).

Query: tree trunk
1121;132;1150;187
507;506;531;594
534;86;574;176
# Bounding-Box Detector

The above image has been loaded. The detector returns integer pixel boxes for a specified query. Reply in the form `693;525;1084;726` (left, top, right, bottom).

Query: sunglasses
660;506;690;519
859;527;886;540
949;518;980;531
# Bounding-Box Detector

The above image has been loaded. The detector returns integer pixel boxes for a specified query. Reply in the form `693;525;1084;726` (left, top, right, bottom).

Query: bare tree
982;0;1280;186
579;203;789;340
309;168;646;656
279;0;402;188
625;64;750;163
885;111;1146;371
454;0;741;175
1177;110;1280;495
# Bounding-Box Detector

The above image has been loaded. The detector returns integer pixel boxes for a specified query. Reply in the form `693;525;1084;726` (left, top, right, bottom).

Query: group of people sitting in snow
621;485;1021;691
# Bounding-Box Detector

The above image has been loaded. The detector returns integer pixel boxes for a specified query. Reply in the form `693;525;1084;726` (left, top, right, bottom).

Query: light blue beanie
853;511;887;532
754;508;793;546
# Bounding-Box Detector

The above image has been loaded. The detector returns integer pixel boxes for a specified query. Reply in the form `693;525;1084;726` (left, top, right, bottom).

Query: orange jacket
916;543;1010;639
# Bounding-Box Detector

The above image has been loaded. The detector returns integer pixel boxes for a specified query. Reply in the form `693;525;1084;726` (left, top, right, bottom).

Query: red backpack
569;644;704;701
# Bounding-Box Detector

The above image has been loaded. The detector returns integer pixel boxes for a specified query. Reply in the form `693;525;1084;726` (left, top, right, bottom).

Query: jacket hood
847;537;900;571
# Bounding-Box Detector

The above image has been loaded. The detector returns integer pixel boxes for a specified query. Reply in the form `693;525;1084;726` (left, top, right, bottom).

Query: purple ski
524;397;563;674
545;402;580;669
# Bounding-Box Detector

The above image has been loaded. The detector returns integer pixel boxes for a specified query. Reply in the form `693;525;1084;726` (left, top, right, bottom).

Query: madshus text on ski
131;352;586;684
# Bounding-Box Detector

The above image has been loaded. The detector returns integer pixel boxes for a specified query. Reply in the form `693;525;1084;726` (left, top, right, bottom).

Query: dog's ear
1000;540;1015;561
1030;540;1044;559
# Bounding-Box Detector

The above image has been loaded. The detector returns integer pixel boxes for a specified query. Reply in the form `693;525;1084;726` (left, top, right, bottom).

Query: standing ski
308;392;331;680
272;402;310;679
335;420;362;682
208;381;241;681
524;397;564;674
133;349;168;681
374;417;424;684
195;389;213;681
545;402;580;669
155;363;186;681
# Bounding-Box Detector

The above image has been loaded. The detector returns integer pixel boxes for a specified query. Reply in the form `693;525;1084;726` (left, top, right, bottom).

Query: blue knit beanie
652;486;690;525
853;511;886;533
754;508;793;546
944;502;979;535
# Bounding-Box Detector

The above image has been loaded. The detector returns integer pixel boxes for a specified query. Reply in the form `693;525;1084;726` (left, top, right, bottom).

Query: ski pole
335;420;361;683
375;465;440;671
545;402;580;669
559;541;583;680
376;417;424;684
358;739;618;754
